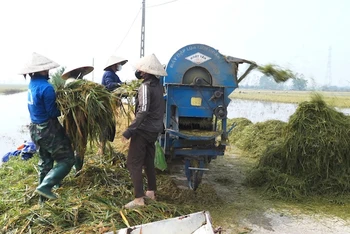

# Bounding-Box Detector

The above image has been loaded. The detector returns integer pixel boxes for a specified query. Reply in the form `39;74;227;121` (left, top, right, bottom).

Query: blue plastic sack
1;150;21;162
1;142;37;163
21;153;34;160
22;142;37;154
2;152;11;162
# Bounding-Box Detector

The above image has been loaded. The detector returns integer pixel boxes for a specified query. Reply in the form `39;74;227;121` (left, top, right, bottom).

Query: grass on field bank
0;84;27;95
230;89;350;108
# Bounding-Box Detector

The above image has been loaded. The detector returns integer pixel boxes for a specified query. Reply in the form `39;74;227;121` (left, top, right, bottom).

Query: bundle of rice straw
257;64;296;83
113;79;142;98
56;80;117;152
112;80;142;123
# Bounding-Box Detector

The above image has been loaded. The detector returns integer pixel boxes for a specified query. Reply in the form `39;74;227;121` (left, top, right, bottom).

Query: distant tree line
240;75;350;92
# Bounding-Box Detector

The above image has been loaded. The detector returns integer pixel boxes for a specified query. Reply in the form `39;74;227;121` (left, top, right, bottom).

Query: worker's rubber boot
74;154;84;177
35;161;73;200
38;174;48;204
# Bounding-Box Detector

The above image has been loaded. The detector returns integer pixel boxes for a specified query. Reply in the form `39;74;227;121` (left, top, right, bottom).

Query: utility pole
140;0;146;58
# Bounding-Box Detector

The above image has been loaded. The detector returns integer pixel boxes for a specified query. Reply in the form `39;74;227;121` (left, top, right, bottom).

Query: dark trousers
29;118;75;184
127;130;157;198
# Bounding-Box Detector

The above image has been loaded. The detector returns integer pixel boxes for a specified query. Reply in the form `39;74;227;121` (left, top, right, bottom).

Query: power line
115;0;179;54
146;0;179;8
114;8;141;53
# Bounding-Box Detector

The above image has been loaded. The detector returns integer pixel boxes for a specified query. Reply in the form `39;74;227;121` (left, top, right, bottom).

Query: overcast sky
0;0;349;86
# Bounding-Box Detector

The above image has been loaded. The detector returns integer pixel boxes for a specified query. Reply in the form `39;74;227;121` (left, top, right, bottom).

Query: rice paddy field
231;89;350;108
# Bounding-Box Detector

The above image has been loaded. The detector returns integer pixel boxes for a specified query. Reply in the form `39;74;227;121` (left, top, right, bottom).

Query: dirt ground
168;148;350;234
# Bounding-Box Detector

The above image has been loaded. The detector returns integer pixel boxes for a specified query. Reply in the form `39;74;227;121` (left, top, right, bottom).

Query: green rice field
231;89;350;108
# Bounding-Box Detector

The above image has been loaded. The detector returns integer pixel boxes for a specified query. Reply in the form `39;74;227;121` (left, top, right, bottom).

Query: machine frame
159;44;256;190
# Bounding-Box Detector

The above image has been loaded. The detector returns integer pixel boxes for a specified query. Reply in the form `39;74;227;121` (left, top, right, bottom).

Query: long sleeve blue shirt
101;69;122;92
28;75;61;124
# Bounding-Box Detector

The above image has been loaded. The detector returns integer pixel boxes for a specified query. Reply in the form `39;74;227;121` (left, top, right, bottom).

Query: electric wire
114;0;180;53
114;8;141;53
146;0;179;8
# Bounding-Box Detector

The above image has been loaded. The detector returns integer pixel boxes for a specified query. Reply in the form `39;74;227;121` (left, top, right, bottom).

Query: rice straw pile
245;94;350;199
0;152;201;233
233;120;286;158
227;118;253;143
56;80;117;152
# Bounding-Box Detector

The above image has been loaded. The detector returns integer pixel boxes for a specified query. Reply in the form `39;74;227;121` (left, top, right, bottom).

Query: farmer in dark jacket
19;52;75;200
122;54;167;209
98;56;128;155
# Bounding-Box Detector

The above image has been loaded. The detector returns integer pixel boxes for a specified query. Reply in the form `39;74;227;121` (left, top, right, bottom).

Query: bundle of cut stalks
112;80;142;124
246;94;350;199
257;64;296;83
56;80;117;152
113;79;142;98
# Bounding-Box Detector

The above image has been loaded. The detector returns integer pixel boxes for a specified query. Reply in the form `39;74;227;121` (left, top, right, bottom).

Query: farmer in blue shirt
98;56;128;155
101;56;128;92
20;52;75;200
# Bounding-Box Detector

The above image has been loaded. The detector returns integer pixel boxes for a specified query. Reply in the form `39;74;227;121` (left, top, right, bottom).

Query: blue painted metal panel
165;44;238;88
165;85;225;118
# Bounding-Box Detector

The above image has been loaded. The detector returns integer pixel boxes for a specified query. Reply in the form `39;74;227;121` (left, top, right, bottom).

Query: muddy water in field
0;92;30;165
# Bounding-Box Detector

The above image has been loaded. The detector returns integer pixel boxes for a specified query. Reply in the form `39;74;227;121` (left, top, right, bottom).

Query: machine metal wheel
188;159;204;191
189;169;203;191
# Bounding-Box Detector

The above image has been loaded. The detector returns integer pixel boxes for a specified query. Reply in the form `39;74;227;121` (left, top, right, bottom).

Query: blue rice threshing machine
160;43;256;190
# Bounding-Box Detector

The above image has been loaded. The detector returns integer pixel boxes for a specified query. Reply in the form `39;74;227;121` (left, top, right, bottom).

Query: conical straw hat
61;65;94;80
135;54;167;77
19;52;59;75
104;56;128;70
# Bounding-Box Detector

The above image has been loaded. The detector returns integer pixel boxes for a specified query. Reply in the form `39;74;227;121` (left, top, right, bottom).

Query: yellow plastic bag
155;141;167;171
